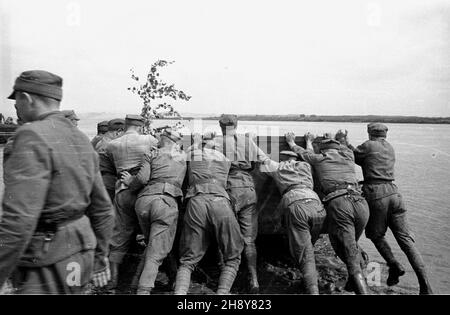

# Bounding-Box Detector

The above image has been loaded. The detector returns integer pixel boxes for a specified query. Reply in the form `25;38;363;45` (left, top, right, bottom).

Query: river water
1;119;449;293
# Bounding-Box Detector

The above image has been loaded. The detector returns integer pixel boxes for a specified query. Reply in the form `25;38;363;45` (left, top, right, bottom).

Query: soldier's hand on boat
92;257;111;288
285;132;296;146
120;171;133;186
304;132;315;143
335;129;349;145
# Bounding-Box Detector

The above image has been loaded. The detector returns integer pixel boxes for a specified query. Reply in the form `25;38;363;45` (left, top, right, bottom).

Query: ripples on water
2;119;450;293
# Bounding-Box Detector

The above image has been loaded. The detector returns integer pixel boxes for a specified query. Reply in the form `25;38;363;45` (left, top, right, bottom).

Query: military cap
108;119;125;131
61;110;80;121
97;121;109;133
319;138;341;151
125;114;145;126
8;70;63;101
161;128;183;143
367;123;388;137
219;114;238;127
280;150;298;158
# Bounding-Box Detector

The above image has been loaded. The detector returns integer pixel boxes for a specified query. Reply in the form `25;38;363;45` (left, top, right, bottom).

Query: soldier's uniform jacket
128;147;187;199
261;159;321;209
350;139;398;201
91;134;104;149
96;133;119;193
95;132;116;153
0;111;114;285
2;136;15;164
106;129;158;173
292;144;359;199
213;135;269;189
185;146;231;199
350;139;395;182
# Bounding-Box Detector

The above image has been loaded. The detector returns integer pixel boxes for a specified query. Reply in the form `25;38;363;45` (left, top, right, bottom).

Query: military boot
107;262;120;292
351;273;369;295
397;238;433;294
136;286;152;295
245;246;259;294
409;256;433;295
174;267;192;295
305;284;320;295
418;276;433;295
373;238;405;286
387;264;406;287
217;267;238;295
165;253;179;291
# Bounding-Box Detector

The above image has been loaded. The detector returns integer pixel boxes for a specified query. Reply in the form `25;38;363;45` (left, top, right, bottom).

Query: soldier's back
107;130;157;172
14;112;100;214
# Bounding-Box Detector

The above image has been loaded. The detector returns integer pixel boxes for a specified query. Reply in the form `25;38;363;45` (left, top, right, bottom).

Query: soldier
286;132;370;294
106;114;158;288
61;109;80;127
0;70;114;294
96;119;126;201
338;124;433;294
260;151;326;294
174;133;244;295
120;128;186;294
95;119;125;153
91;121;109;148
214;114;270;293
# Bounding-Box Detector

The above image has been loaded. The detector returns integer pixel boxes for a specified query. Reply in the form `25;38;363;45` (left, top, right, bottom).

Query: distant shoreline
197;115;450;124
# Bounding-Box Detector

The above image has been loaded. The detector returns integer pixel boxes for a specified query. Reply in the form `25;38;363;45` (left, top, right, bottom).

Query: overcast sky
1;0;449;118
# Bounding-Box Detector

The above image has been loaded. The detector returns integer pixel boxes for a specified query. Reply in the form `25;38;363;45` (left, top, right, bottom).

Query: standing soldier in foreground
174;133;244;295
286;132;370;294
91;120;109;148
214;114;270;293
106;115;158;288
260;151;326;294
121;129;186;294
0;70;114;294
338;124;433;294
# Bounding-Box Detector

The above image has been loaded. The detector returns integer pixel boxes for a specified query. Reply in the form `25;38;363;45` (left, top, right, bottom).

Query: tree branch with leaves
128;60;192;134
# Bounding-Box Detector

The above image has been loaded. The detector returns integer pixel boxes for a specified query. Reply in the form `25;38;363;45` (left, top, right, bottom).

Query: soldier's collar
37;110;63;121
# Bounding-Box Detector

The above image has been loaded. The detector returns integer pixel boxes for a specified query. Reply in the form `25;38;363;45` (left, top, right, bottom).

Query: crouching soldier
120;129;187;294
174;133;244;295
260;151;326;294
0;70;114;294
338;125;433;294
286;132;370;294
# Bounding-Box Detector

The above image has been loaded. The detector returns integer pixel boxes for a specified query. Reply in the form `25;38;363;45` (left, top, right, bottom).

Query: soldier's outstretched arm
336;130;367;166
285;132;322;165
350;142;368;166
258;153;279;175
123;153;153;191
0;129;52;287
85;168;115;282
